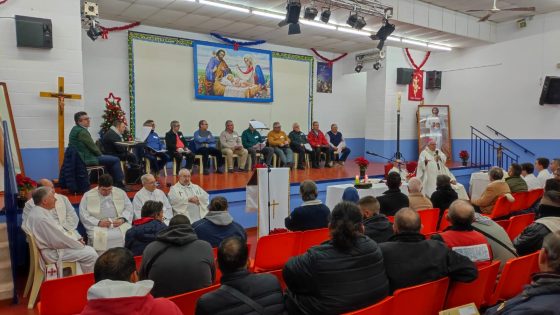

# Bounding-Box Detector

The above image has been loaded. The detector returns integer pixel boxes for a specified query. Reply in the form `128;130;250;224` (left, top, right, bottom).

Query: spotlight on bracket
370;19;395;50
304;5;318;20
347;11;366;30
355;63;363;73
320;7;331;23
278;0;302;35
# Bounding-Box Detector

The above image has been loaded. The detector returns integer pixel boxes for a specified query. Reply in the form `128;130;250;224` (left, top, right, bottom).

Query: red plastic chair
418;208;440;235
37;273;95;315
134;255;142;271
486;196;512;219
406;161;418;174
384;163;393;178
507;213;536;241
444;260;500;309
510;192;528;212
438;209;450;232
168;284;220;314
525;188;544;208
393;277;450;315
298;228;330;254
387;216;395;223
343;296;394;315
487;252;539;306
495;220;511;231
252;232;301;272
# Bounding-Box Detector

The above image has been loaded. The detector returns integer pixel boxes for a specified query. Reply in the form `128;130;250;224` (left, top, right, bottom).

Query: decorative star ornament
104;92;122;107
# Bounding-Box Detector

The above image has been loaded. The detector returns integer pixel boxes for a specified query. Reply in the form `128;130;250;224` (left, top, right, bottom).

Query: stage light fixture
86;22;101;41
355;63;363;73
288;22;301;35
278;0;302;35
373;62;381;70
304;6;318;20
347;12;366;30
370;19;395;50
320;8;331;23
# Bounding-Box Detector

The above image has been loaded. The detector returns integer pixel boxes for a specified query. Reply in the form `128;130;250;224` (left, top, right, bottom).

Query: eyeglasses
80;117;91;121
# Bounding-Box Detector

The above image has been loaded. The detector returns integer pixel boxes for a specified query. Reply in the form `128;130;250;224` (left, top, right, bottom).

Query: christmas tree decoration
100;92;132;141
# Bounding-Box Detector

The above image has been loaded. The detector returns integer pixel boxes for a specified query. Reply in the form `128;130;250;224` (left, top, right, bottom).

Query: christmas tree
100;93;132;140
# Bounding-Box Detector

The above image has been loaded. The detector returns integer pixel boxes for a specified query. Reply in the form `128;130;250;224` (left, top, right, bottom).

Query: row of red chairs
485;189;543;219
496;212;536;241
387;208;440;235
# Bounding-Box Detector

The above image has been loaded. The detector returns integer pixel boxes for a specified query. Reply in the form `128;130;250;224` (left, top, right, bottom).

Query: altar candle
355;175;359;184
397;92;402;112
365;175;369;182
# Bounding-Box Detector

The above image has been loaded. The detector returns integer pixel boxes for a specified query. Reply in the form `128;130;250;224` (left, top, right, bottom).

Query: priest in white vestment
23;187;97;273
79;174;133;254
388;159;409;182
23;179;81;240
132;174;172;224
416;141;456;196
168;169;209;223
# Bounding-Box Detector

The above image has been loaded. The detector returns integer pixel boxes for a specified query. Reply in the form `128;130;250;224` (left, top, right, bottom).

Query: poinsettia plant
16;174;37;194
459;150;469;161
354;157;370;168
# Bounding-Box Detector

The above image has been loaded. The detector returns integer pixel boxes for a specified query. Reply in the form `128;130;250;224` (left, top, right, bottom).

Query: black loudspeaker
539;76;560;105
396;68;414;85
15;15;53;49
425;71;442;89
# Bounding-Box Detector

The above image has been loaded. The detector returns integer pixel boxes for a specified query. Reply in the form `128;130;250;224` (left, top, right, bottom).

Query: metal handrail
486;125;536;156
470;126;519;170
470;126;519;159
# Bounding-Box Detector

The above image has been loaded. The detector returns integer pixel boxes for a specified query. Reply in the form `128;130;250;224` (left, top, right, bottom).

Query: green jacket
505;176;529;193
68;125;101;165
288;130;308;146
241;128;263;149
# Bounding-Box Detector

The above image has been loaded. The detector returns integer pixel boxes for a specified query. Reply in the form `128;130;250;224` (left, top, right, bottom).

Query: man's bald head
448;200;475;226
38;179;54;189
394;207;421;234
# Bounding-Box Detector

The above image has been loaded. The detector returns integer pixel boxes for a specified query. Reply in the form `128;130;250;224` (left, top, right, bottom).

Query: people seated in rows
267;121;293;167
285;180;330;231
132;174;172;224
416;140;456;196
380;208;477;293
342;186;360;204
23;187;98;274
241;121;273;167
125;201;167;256
307;121;333;168
196;237;285;315
536;157;553;188
165;120;194;175
407;177;433;211
472;212;516;270
389;159;409;182
143;120;169;175
69;111;126;189
102;120;139;167
521;162;541;190
431;175;458;224
80;248;181;315
358;196;393;243
23;179;81;240
283;202;389;315
472;167;512;214
326;123;351;165
432;200;493;267
194;120;224;174
219;120;249;172
506;163;528;193
514;178;560;256
377;172;409;217
139;214;215;298
79;174;133;254
168;169;209;223
192;196;246;247
551;158;560;174
486;231;560;315
288;122;311;170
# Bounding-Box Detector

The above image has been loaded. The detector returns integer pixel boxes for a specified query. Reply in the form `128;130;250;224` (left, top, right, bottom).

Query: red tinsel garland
405;48;431;70
100;21;140;39
311;48;348;68
0;0;8;4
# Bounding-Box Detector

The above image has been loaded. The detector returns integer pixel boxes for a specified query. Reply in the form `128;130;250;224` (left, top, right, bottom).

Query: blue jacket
192;212;247;248
125;218;167;256
193;129;216;150
145;130;164;151
285;201;331;231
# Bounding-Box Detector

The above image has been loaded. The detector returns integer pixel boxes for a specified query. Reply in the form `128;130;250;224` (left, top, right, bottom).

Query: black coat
285;203;330;231
377;188;409;217
431;185;459;219
101;128;127;158
196;270;286;315
379;232;478;293
283;235;389;315
124;219;167;256
59;146;89;194
363;214;393;244
165;130;189;155
513;204;560;256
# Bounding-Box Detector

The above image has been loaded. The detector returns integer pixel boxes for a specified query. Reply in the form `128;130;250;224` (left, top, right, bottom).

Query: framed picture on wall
0;82;25;193
417;105;452;160
193;41;273;102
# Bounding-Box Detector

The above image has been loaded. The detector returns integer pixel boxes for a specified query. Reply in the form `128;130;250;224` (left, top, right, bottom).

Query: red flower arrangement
354;157;370;168
16;174;37;194
459;150;470;161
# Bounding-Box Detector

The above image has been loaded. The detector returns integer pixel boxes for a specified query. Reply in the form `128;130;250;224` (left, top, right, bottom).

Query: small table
470;171;490;201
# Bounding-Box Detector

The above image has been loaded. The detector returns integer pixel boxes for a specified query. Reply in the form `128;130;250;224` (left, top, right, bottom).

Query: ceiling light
402;39;427;47
337;27;370;36
346;12;366;30
320;8;331;23
304;6;318;20
199;0;250;13
428;44;452;51
300;20;336;30
253;10;285;20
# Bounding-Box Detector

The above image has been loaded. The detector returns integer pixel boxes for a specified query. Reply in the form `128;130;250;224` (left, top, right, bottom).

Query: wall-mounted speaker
425;71;442;89
15;15;53;49
396;68;414;85
540;76;560;105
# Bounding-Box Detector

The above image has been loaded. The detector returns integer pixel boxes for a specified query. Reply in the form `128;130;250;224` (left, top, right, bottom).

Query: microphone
435;150;441;170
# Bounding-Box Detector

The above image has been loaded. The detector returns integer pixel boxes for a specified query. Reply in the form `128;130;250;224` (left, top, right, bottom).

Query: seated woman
283;202;390;315
125;200;167;256
285;180;330;231
192;196;247;248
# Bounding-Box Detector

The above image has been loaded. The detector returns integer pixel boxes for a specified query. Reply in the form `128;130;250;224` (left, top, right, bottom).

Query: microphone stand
366;151;407;166
394;92;402;160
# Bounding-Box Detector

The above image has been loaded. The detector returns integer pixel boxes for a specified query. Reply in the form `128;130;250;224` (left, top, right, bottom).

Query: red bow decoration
405;48;431;70
100;21;140;40
311;48;348;68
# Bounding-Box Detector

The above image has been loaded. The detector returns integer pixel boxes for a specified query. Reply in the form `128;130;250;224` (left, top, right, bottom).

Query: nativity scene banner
193;42;273;102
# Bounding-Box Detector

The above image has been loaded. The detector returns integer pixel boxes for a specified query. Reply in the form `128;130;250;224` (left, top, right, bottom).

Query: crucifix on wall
39;77;82;169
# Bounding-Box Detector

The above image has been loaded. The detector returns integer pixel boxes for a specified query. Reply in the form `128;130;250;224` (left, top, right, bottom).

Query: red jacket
307;130;328;147
433;226;493;267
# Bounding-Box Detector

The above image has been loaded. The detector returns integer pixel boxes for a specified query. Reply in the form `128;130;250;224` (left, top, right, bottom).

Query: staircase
0;223;14;301
470;126;519;170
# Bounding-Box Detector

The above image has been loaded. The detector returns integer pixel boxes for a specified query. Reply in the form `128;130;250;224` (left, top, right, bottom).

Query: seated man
196;237;285;315
192;196;247;247
506;163;528;193
69;111;125;189
267;122;293;167
432;200;493;267
536;157;553;188
522;162;541;191
288;122;312;170
165;120;195;175
132;174;172;224
472;167;512;214
80;247;181;314
23;187;97;273
486;231;560;315
219;120;249;172
285;180;330;231
241;121;273;167
407;177;433;211
140;214;215;298
377;172;409;217
79;174;133;254
326;123;351;165
380;208;477;292
125;200;167;256
193;120;224;174
142;119;170;175
358;196;393;243
307;121;333;168
514;178;560;256
168;169;209;223
101;120;139;167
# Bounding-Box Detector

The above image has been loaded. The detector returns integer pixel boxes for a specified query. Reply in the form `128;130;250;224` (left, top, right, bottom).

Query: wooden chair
293;152;310;169
168;284;220;314
252;232;301;272
444;260;501;309
172;155;206;175
487;252;540;306
37;273;94;315
85;165;105;183
298;228;330;254
144;156;168;177
507;213;536;241
393;277;450;315
343;296;394;315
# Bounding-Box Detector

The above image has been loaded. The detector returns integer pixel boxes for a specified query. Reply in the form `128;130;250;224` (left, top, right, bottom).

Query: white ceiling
94;0;558;53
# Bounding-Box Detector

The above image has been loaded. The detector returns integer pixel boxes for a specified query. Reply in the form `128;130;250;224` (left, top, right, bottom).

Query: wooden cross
40;77;82;168
270;200;280;219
